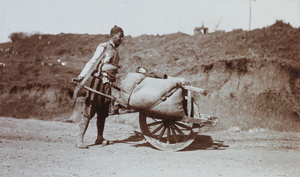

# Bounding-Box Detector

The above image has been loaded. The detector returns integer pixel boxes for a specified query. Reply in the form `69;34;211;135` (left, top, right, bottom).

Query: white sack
119;73;188;118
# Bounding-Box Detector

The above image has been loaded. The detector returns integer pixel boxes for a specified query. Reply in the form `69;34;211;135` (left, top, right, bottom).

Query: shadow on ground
108;131;229;151
182;135;229;151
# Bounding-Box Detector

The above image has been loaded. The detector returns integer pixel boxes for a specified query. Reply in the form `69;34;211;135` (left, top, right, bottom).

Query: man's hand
71;77;84;87
72;77;83;83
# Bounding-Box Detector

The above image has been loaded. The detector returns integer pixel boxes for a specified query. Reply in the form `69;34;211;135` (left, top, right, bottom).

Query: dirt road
1;115;299;177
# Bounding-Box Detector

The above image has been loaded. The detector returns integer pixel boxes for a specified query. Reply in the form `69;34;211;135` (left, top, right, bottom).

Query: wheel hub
162;119;174;127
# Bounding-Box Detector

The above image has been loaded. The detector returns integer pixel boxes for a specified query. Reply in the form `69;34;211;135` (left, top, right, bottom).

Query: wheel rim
139;113;199;151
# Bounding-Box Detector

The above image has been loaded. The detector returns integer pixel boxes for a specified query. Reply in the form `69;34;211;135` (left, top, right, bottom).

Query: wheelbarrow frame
72;80;219;151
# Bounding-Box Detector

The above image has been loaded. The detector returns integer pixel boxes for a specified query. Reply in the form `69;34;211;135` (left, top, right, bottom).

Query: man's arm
78;44;105;79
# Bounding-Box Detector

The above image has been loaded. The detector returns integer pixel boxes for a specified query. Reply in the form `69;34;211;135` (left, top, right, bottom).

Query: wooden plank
181;116;205;125
181;115;219;127
182;85;206;94
187;90;192;117
200;114;218;119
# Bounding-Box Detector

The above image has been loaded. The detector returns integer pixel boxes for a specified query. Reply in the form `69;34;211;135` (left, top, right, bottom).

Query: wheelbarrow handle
82;85;116;100
81;85;128;108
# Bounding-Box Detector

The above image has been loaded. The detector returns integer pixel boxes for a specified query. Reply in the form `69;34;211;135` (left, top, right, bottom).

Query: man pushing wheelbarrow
72;25;124;149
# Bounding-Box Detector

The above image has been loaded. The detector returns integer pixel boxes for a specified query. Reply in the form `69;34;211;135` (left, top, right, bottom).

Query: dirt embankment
0;84;74;119
189;59;300;131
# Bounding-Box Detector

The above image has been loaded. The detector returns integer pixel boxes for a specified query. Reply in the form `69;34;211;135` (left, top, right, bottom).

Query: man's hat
110;25;123;36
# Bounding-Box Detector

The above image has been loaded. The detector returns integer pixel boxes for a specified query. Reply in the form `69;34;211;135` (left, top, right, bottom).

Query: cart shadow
180;135;229;151
111;131;148;144
86;131;145;148
111;131;229;151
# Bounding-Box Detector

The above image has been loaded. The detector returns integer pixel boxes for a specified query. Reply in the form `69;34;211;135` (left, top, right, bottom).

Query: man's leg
95;101;110;144
76;105;93;148
95;82;111;144
95;116;106;144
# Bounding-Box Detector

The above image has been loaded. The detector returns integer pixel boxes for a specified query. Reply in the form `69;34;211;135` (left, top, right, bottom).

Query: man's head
110;25;124;48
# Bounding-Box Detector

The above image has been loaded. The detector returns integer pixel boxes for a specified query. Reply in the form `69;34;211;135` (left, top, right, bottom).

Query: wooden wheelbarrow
71;80;219;151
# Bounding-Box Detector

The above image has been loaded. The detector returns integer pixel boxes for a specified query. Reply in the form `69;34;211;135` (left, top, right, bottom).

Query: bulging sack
119;73;188;118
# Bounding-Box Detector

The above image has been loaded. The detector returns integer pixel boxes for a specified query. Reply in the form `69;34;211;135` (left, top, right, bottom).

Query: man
75;25;124;149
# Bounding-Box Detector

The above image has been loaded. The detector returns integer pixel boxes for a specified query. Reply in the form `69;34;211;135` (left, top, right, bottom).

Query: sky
0;0;299;43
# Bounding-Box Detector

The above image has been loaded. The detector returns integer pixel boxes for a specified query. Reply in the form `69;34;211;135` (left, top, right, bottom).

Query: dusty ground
0;114;299;177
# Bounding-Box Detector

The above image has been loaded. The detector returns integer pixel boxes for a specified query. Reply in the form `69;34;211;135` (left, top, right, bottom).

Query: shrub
9;32;28;43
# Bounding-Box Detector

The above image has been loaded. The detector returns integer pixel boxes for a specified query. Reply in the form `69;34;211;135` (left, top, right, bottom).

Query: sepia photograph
0;0;299;176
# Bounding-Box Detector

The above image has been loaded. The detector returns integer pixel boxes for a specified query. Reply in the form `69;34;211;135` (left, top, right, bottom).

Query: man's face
112;32;124;48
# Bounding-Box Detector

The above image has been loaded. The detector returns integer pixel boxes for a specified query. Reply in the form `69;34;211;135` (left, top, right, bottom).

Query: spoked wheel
139;113;200;151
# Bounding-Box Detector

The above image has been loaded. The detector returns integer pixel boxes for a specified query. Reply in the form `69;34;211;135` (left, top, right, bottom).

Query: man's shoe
95;139;113;146
76;141;89;149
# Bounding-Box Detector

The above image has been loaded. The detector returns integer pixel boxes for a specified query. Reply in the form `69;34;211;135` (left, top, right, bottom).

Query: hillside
0;20;300;131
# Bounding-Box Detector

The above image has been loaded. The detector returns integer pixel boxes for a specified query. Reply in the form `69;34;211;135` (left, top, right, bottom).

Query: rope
126;77;146;108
